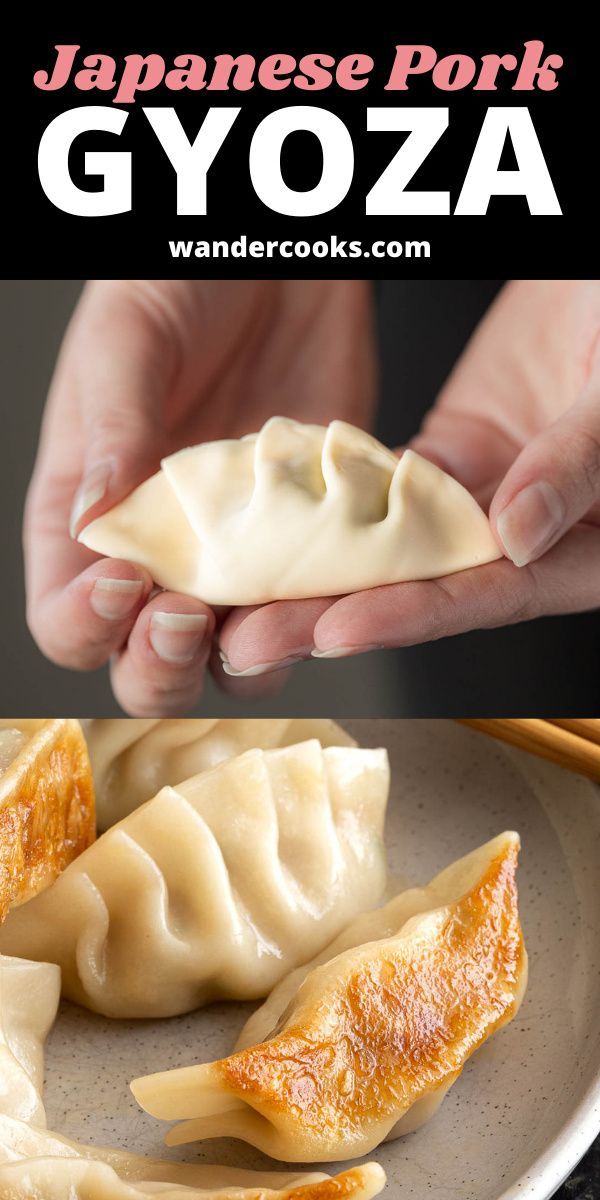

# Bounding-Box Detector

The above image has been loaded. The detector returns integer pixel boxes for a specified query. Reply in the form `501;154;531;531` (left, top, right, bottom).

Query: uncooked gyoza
131;832;526;1161
0;956;60;1126
84;718;355;829
0;741;389;1018
0;1116;386;1199
78;418;501;605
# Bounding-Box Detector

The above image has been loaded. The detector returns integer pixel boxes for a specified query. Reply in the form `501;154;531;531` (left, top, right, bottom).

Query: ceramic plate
44;719;600;1200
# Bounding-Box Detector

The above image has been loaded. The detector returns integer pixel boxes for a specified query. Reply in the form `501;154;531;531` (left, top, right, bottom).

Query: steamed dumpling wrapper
0;1158;385;1200
79;418;501;605
0;1115;386;1199
0;956;60;1126
0;741;389;1018
131;833;526;1161
83;718;355;829
0;721;90;1126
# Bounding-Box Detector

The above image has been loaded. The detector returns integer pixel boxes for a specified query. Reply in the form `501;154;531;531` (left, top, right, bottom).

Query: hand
218;280;600;674
25;279;376;714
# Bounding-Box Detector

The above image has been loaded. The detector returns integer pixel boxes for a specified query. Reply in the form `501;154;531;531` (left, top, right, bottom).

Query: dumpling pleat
79;417;502;604
0;743;388;1018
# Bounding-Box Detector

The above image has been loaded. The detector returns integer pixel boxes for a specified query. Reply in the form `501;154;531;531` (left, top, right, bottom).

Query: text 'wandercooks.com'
168;235;432;261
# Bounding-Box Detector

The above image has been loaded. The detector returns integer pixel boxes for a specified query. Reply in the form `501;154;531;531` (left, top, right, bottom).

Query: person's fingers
25;281;181;625
109;593;215;716
218;598;334;675
410;410;519;496
490;345;600;566
64;282;182;537
208;642;293;701
24;281;190;673
25;557;153;671
309;523;600;656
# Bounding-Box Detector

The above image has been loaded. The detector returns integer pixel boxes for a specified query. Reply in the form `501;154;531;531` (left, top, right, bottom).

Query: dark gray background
1;279;597;716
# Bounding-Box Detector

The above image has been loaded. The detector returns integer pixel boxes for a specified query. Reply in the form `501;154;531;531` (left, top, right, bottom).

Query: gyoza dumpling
0;742;389;1018
235;830;524;1057
0;720;95;918
0;957;60;1126
131;833;526;1161
84;718;355;829
78;418;501;605
0;1115;386;1199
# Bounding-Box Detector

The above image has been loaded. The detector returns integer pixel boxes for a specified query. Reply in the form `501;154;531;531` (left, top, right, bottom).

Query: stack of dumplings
0;718;527;1197
0;738;390;1017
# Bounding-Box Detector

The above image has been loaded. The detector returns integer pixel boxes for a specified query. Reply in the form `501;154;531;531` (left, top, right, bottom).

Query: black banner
6;24;594;276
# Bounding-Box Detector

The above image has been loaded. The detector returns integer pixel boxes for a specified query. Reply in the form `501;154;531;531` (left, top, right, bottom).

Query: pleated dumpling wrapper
0;956;60;1126
84;717;355;830
0;719;95;920
131;832;526;1162
0;741;389;1018
0;1116;386;1200
78;417;501;605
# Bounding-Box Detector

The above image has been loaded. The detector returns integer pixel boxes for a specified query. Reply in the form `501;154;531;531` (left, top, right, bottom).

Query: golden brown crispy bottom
0;719;95;920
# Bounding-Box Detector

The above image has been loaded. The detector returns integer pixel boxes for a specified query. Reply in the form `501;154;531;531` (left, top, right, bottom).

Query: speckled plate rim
358;727;600;1200
495;749;600;1200
498;1070;600;1200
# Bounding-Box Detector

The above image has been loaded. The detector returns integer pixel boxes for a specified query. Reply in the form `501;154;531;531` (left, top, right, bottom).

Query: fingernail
70;464;112;538
496;481;565;567
219;649;304;677
150;612;208;664
311;644;385;659
90;578;144;620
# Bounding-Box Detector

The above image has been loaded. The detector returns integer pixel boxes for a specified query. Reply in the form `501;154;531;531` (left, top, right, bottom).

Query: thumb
67;283;176;538
490;346;600;567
